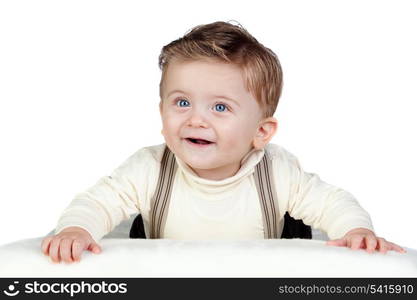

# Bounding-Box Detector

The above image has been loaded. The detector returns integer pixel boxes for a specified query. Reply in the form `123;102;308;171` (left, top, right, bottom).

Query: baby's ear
253;117;278;149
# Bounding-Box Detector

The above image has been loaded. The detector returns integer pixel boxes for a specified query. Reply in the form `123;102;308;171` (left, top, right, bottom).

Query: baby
41;21;405;263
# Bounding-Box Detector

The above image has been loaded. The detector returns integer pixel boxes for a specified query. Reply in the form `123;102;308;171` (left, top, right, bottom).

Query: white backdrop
1;0;416;250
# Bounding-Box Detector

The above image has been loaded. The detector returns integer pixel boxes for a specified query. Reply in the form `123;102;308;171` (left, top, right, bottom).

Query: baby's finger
59;239;74;263
377;238;388;254
349;236;364;250
72;239;87;262
49;238;61;263
365;235;377;253
326;239;347;247
87;242;102;254
388;242;407;253
41;236;53;255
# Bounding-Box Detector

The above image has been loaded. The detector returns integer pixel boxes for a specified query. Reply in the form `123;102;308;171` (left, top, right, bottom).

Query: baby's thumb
326;239;347;247
87;242;102;254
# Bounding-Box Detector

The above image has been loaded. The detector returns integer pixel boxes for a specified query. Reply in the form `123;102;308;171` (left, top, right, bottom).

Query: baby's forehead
164;68;249;96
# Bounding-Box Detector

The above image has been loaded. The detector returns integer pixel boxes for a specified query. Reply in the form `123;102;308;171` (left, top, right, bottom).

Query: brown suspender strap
150;145;279;239
149;145;178;238
253;150;279;239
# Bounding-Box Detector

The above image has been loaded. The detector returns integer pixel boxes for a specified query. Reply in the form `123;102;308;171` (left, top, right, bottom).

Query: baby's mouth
184;138;215;145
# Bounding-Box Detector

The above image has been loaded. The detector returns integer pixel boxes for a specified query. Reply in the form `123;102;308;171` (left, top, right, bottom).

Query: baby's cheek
227;125;254;145
221;134;251;157
161;118;179;136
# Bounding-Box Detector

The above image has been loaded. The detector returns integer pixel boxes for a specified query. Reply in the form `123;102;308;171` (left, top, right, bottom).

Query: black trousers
129;212;312;239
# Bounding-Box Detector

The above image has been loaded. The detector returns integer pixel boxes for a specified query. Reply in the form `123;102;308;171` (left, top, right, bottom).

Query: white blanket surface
1;238;416;277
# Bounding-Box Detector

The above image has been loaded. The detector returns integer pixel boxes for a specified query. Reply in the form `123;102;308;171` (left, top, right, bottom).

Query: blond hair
158;20;283;118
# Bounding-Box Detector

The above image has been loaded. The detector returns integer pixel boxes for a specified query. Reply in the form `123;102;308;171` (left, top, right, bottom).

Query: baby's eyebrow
167;89;187;98
212;95;240;107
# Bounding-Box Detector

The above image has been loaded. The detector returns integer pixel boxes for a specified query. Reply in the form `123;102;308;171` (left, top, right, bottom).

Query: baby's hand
326;227;406;254
41;226;102;263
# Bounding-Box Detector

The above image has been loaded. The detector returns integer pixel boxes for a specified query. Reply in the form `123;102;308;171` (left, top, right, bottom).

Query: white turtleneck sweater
54;143;374;242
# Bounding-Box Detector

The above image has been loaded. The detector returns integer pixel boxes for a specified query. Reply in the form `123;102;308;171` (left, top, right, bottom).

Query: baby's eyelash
174;98;189;106
173;98;231;112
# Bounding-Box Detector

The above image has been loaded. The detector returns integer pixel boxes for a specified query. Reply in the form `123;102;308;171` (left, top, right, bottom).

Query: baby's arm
279;149;406;253
326;227;406;253
41;226;102;263
41;148;152;263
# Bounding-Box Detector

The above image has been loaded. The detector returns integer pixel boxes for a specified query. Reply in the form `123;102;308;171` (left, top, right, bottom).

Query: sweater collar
174;147;265;190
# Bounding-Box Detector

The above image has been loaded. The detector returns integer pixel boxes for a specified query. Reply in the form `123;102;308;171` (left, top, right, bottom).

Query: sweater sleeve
54;147;155;243
276;147;374;240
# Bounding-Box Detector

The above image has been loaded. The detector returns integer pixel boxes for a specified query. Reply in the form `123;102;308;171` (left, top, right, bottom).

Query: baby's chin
182;157;221;170
179;153;227;170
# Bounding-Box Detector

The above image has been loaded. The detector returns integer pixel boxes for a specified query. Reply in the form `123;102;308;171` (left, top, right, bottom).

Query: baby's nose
187;110;209;128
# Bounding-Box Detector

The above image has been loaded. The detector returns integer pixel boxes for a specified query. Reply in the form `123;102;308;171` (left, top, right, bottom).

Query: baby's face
159;58;266;179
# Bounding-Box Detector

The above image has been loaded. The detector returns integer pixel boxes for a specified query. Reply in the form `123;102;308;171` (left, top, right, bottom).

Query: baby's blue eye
214;103;227;112
176;99;190;107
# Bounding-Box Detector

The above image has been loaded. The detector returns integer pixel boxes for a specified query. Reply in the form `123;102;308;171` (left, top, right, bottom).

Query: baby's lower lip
184;138;215;148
